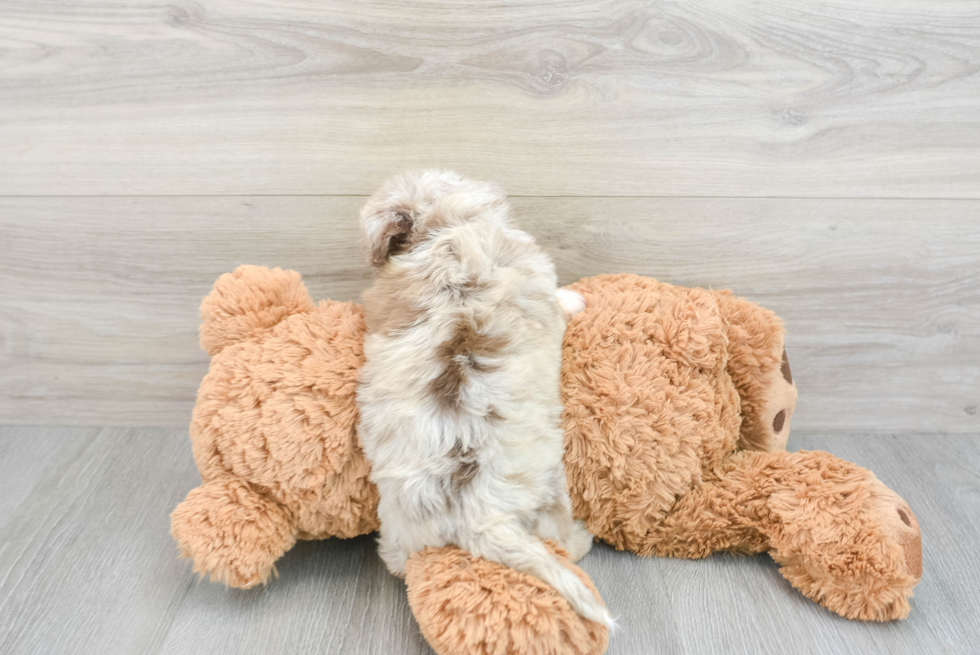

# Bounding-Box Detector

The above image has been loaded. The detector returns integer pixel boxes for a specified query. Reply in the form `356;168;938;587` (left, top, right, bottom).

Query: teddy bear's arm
654;449;921;621
170;478;297;588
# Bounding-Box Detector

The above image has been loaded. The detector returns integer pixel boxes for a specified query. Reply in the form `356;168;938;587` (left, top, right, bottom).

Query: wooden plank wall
1;1;978;431
2;0;979;197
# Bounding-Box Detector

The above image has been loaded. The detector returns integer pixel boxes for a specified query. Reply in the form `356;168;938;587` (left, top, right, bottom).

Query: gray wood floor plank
0;427;977;654
0;427;199;655
1;1;978;197
0;426;98;533
2;196;977;432
157;537;430;655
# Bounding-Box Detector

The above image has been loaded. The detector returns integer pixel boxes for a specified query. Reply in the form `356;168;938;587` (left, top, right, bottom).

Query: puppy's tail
466;523;614;629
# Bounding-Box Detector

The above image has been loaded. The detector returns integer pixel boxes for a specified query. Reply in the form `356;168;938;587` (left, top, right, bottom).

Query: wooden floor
2;1;979;653
0;426;976;655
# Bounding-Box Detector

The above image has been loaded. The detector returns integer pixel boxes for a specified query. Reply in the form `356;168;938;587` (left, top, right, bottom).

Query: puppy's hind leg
377;530;413;578
376;489;446;577
561;520;595;563
536;495;594;563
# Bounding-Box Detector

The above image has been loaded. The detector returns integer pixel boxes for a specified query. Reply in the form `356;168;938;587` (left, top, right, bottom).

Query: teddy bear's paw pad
874;492;922;582
405;543;609;655
780;349;793;385
740;348;798;452
768;350;797;444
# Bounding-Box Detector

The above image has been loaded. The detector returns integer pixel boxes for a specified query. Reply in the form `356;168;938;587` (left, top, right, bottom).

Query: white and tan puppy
356;170;611;628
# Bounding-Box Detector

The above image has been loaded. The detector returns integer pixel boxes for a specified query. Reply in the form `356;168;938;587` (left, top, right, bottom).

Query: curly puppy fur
356;170;611;628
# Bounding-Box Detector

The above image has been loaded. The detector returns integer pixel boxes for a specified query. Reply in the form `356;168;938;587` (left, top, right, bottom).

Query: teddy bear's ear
199;265;314;355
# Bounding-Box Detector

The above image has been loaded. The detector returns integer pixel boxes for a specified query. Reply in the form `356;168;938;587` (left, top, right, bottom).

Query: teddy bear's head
190;266;379;541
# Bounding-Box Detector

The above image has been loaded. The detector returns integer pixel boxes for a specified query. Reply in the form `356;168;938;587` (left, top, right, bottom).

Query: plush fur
356;171;609;628
561;274;919;622
171;266;378;587
171;266;922;655
406;542;608;655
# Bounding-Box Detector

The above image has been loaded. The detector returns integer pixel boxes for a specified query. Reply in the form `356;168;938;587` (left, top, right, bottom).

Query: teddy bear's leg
713;291;797;451
170;478;297;588
654;450;921;620
404;542;609;655
761;451;921;621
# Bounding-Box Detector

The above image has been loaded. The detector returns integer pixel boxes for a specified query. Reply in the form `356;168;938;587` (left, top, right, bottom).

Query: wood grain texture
157;538;430;655
1;0;979;196
0;427;977;654
0;426;91;526
2;196;977;431
0;427;196;655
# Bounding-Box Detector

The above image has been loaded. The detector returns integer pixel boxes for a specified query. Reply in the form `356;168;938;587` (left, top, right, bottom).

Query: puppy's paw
378;537;410;578
564;520;595;563
556;288;586;321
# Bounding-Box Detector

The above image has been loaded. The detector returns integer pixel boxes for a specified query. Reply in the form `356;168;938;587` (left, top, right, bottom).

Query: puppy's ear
364;208;415;267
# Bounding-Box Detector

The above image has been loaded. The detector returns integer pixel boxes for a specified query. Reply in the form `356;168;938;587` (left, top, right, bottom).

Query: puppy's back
359;171;566;418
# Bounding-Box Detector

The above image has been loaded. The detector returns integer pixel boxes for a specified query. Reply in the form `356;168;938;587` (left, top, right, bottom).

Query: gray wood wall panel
0;427;976;654
2;196;977;432
1;1;978;197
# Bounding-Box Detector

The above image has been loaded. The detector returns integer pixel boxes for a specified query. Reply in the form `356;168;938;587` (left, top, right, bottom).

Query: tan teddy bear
171;265;921;655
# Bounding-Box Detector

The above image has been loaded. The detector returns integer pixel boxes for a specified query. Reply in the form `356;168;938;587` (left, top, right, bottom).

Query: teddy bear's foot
653;449;921;620
712;291;797;452
170;478;297;588
404;542;609;655
732;450;921;620
768;459;922;621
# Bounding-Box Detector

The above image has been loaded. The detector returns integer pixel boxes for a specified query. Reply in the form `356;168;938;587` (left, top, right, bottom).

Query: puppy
356;170;611;628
